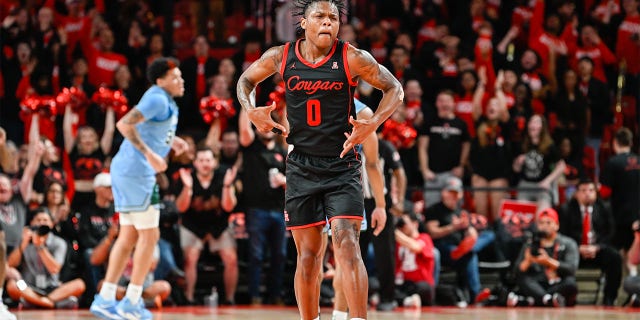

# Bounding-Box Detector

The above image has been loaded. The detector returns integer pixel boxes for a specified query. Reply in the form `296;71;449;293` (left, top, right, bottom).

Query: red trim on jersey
343;41;358;87
295;39;338;69
286;220;327;231
280;42;291;76
327;215;364;224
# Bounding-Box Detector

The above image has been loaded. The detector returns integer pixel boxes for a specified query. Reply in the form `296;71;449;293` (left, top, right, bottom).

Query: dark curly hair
293;0;347;36
147;57;180;84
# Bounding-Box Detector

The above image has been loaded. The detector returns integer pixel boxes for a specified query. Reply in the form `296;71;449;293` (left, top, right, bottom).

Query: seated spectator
513;115;566;211
395;212;437;307
6;208;85;308
75;172;115;302
514;208;578;307
424;177;495;303
624;221;640;306
92;237;171;308
559;179;621;306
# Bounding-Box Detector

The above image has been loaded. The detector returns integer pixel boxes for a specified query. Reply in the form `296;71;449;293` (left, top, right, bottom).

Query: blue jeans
246;208;287;300
436;242;481;301
83;249;105;298
154;238;180;280
433;247;441;286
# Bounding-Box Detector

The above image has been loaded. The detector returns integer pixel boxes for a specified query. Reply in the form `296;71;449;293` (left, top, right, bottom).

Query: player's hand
341;116;377;158
178;168;193;189
0;127;6;147
246;102;288;136
145;151;168;173
371;207;387;236
171;136;189;156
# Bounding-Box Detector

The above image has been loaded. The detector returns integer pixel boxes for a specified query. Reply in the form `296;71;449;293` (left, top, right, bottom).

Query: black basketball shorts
285;150;364;230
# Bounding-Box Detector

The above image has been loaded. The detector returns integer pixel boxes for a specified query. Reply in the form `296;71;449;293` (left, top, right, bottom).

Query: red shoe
451;236;477;260
474;288;491;305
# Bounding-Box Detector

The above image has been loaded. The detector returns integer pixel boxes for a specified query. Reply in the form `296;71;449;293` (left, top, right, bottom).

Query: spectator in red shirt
529;0;569;78
81;27;128;88
616;0;640;76
567;24;617;83
395;212;436;307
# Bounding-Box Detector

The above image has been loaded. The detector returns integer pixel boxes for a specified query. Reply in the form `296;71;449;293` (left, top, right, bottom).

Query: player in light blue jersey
319;98;388;320
91;57;188;320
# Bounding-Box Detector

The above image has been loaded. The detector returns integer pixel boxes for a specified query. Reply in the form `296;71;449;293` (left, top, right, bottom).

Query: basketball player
236;1;403;319
90;57;188;320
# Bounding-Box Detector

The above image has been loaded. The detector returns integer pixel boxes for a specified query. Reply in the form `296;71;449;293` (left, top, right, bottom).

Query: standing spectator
470;73;512;221
567;25;617;84
386;45;421;86
174;147;238;304
600;128;640;261
6;208;85;308
0;181;16;318
550;68;588;156
75;172;114;304
515;208;579;307
218;129;240;169
577;57;611;177
0;138;41;252
395;212;436;307
63;105;115;209
81;27;128;88
1;39;34;144
513;115;566;211
238;108;287;305
424;177;495;303
558;179;622;306
180;35;219;139
616;0;640;103
418;90;471;207
509;83;534;153
528;0;569;79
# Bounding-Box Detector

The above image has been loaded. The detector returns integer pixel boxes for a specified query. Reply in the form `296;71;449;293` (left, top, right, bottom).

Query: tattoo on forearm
237;78;256;111
120;110;148;154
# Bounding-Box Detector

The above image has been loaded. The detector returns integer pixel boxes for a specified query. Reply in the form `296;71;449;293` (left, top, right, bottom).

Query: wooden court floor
8;306;640;320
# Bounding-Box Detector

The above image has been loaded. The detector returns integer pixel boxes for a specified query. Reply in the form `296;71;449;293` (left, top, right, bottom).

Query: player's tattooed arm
116;109;150;155
237;45;284;111
348;46;404;127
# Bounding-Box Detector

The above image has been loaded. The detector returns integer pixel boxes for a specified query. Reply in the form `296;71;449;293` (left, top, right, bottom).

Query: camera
30;225;51;236
528;230;547;257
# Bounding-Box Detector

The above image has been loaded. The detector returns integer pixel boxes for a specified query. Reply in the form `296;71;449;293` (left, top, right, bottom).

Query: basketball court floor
9;306;640;320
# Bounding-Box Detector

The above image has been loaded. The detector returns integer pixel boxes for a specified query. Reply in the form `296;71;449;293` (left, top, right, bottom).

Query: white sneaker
0;304;17;320
403;294;422;308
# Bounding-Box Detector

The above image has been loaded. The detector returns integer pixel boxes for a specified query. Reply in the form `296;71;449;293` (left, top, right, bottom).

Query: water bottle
204;287;218;308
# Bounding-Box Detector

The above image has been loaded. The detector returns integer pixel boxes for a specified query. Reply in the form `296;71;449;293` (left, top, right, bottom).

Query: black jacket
559;198;615;248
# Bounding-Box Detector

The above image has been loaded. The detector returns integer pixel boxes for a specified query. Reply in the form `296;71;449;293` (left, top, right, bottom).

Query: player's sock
99;282;118;301
350;318;366;320
332;310;348;320
125;284;143;304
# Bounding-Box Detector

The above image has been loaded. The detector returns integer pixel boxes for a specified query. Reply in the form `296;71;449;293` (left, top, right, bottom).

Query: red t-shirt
395;233;435;285
571;42;617;83
616;15;640;75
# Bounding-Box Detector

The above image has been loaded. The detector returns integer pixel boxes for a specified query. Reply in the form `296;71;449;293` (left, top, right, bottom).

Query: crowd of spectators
0;0;640;311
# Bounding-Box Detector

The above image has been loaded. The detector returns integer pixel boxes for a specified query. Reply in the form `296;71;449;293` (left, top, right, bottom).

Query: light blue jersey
111;85;178;212
354;98;367;114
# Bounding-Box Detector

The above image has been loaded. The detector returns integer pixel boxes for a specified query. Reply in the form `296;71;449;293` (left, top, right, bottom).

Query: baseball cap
444;177;463;193
537;207;559;224
93;172;111;188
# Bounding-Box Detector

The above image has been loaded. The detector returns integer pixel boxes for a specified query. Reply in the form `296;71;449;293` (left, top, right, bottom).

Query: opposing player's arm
116;109;149;155
348;46;404;127
237;46;283;111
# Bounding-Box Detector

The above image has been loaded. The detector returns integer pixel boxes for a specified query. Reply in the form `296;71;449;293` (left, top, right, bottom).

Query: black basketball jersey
280;39;357;157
